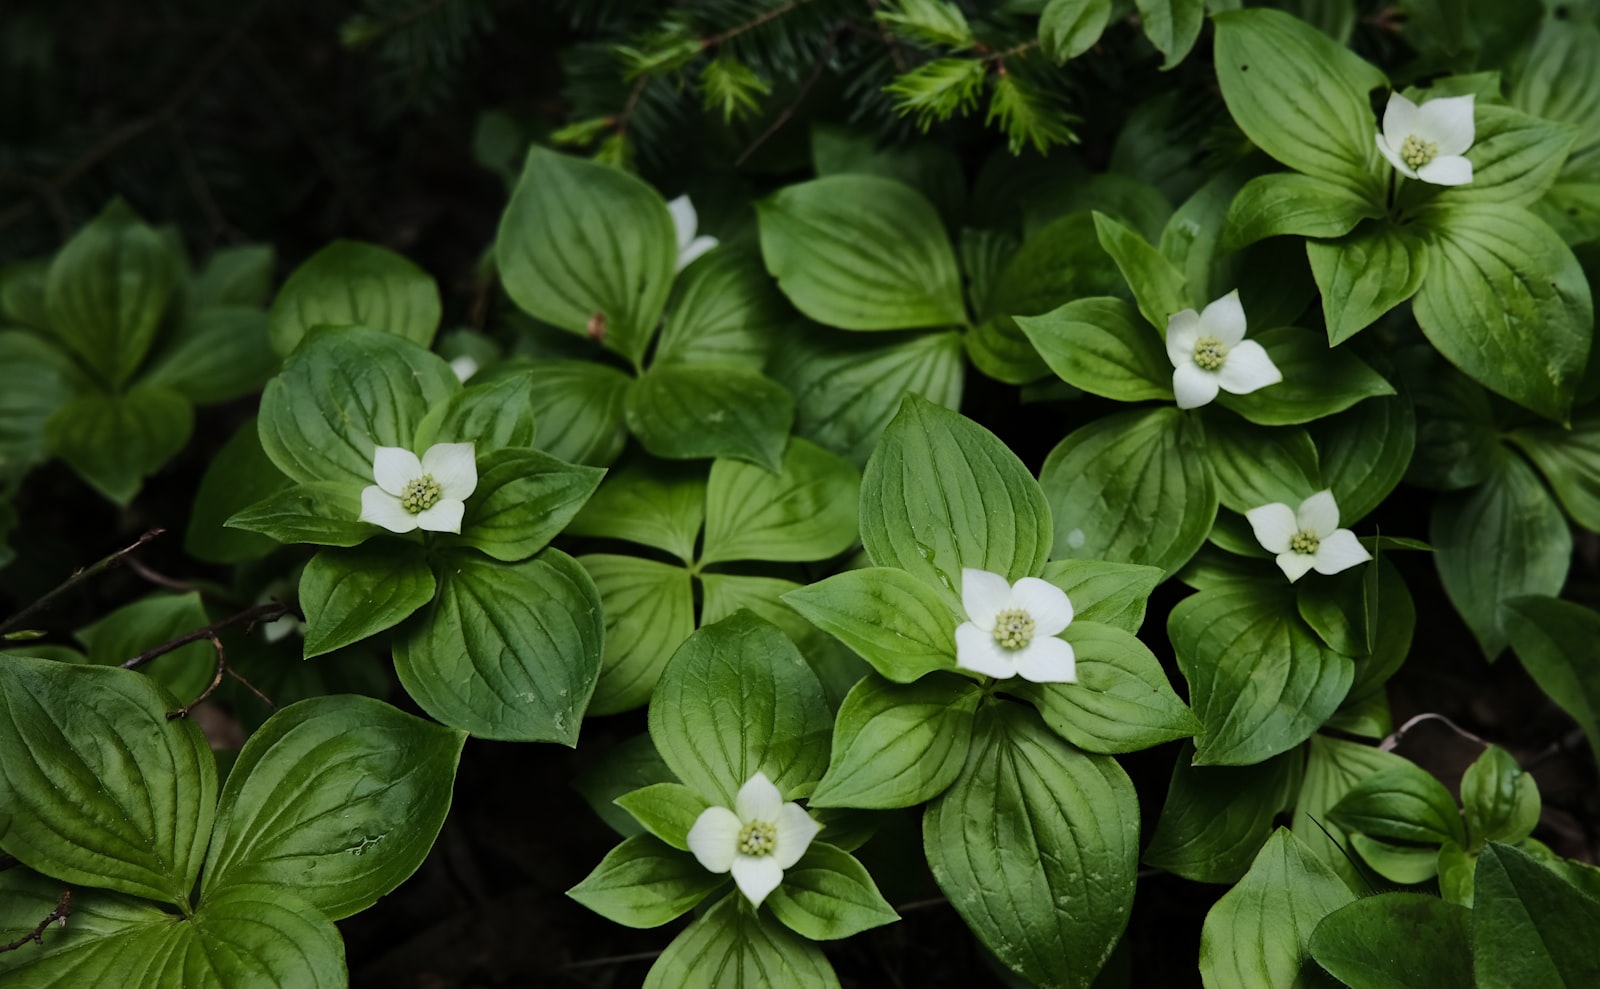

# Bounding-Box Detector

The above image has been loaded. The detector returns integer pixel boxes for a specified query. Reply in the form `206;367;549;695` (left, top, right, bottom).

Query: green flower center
1401;134;1438;169
1290;529;1320;555
992;608;1035;650
738;820;777;857
400;474;442;514
1192;335;1229;371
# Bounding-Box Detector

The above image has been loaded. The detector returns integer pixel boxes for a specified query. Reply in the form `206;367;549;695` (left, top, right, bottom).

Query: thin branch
614;74;652;141
735;27;842;167
121;602;290;670
167;633;229;720
702;0;818;49
864;0;910;73
124;556;198;594
561;949;663;971
1380;712;1493;753
0;889;71;954
0;529;166;636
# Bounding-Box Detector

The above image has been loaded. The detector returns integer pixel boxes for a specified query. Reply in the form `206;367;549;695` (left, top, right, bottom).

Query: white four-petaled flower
1166;290;1282;410
1375;92;1475;186
667;195;718;271
954;568;1077;683
359;443;477;534
686;772;821;907
1245;490;1372;583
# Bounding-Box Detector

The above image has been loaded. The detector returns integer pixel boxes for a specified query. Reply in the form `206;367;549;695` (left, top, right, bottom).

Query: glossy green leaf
783;567;958;683
624;362;794;471
613;782;709;850
1221;173;1382;252
1510;411;1600;531
452;447;604;562
1505;596;1600;767
298;542;436;658
226;481;372;548
702;439;859;566
76;591;218;704
1474;843;1600;989
1307;222;1428;345
766;842;899;940
1434;104;1578;209
655;247;779;368
581;554;696;716
643;894;840;989
1145;745;1302;884
1311;396;1415;524
567;460;705;563
1036;559;1162;634
0;869;171;979
1461;745;1540;847
569;834;725;928
1202;417;1322;515
413;372;538;452
1039;0;1111;63
268;240;440;355
46;386;193;506
1308;893;1472;989
1217;326;1395;425
1293;735;1413;887
525;357;632;467
1015;297;1174;402
810;672;979;808
1328;763;1466;847
1093;211;1190;331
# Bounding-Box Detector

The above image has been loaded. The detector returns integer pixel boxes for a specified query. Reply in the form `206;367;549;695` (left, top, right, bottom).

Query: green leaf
1217;326;1395;425
413;371;538;452
1202;417;1322;515
1474;843;1600;989
1311;396;1415;524
1431;452;1570;659
1040;407;1217;575
648;611;832;806
1461;745;1540;847
452;447;604;562
925;703;1139;989
45;386;193;505
861;394;1052;603
811;123;964;226
1039;0;1111;63
496;147;675;365
1212;9;1387;201
883;57;987;132
44;199;179;387
1412;203;1593;423
200;694;465;918
0;869;171;979
140;306;277;405
1093;212;1190;331
192;243;274;308
1292;734;1413;886
1036;559;1163;634
573;733;676;839
298;542;435;658
569;834;725;928
1015;297;1175;402
613;782;709;850
1221;173;1382;252
258;325;458;487
0;656;214;908
624;362;794;471
1309;893;1473;989
568;460;705;563
1510;411;1600;531
1306;222;1428;345
186;416;292;563
1505;596;1600;767
525;357;632;466
1435;105;1578;208
702;439;858;566
876;0;973;48
1145;745;1302;884
76;591;218;704
810;672;980;808
395;549;602;743
268;239;440;355
1402;357;1500;491
783;567;958;683
0;330;81;478
1013;621;1201;753
656;248;779;369
1328;764;1466;847
643;894;840;989
581;554;696;716
1169;588;1354;766
767;842;899;940
226;481;372;548
1137;0;1205;69
756;175;965;331
1199;827;1357;989
985;72;1079;156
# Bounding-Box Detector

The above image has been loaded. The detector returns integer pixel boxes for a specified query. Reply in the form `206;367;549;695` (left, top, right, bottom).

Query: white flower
449;355;479;383
1375;92;1474;186
954;568;1077;683
667;195;718;271
359;443;477;534
1245;490;1373;583
686;772;821;908
1166;290;1282;410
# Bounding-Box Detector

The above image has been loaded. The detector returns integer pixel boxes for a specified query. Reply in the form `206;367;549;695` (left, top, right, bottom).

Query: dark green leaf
624;362;793;471
45;386;193;505
268;239;440;355
298;542;436;658
1310;893;1472;989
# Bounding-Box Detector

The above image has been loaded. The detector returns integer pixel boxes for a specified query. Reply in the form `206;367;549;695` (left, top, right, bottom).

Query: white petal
1215;340;1282;396
449;355;479;382
1381;93;1419;146
687;806;741;874
678;235;718;271
1296;490;1341;538
1173;362;1221;410
667;195;698;251
1199;290;1247;346
773;803;821;870
1312;529;1373;576
1010;577;1073;637
1375;134;1419;179
360;487;419;533
1014;637;1076;684
961;568;1013;629
1275;551;1318;583
422;442;478;501
731;854;784;908
735;772;783;824
414;498;464;534
1417;156;1473;186
1245;502;1298;555
1166;309;1202;367
1416;94;1475;156
955;623;1018;679
372;446;422;496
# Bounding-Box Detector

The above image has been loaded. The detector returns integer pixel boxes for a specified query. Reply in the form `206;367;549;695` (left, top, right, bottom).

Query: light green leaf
656;248;779;368
45;386;193;506
413;372;538;452
783;567;958;684
625;362;794;471
568;460;706;564
140;306;277;405
452;447;604;562
1435;104;1578;208
1505;596;1600;767
702;439;859;566
225;481;372;548
1474;843;1600;989
1015;297;1175;402
1461;745;1540;847
1328;763;1467;847
1310;893;1472;989
526;357;632;467
1218;326;1395;425
810;672;979;808
1202;417;1322;514
1093;211;1190;331
1039;0;1112;63
1145;745;1302;884
0;869;172;979
268;239;440;356
569;834;725;928
298;542;435;658
1306;221;1427;346
1137;0;1204;69
613;782;709;851
766;842;899;940
186;416;293;563
643;894;839;989
1036;559;1163;634
1221;172;1382;252
581;554;696;716
1293;734;1413;887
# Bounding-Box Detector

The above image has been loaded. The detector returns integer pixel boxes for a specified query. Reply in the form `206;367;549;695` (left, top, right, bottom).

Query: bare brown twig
121;602;291;671
735;27;843;167
0;889;71;954
0;529;166;637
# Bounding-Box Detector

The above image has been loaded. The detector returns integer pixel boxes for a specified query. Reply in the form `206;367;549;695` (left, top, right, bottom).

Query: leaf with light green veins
1311;396;1415;524
1474;843;1600;989
395;548;603;743
1093;211;1190;332
643;894;840;989
298;541;436;658
1199;827;1357;989
0;656;215;909
1434;104;1577;208
1510;411;1600;531
1412;203;1592;424
226;481;373;548
1306;221;1428;345
782;567;958;683
624;362;794;472
496;147;675;365
1039;0;1111;63
1212;9;1388;203
701;439;859;566
412;371;537;452
45;386;193;506
0;868;172;979
43;199;180;388
450;448;604;563
525;357;633;467
1461;745;1540;847
614;782;708;850
1217;326;1395;425
568;834;727;928
1169;588;1354;766
582;554;695;716
1293;735;1413;886
269;239;441;356
1506;596;1600;767
655;247;778;369
1309;893;1473;989
1145;745;1303;884
766;842;899;940
200;695;465;919
809;672;980;809
757;174;965;330
1015;297;1175;402
925;703;1139;989
1202;417;1322;515
1137;0;1204;69
1328;763;1466;847
1221;173;1383;253
568;460;705;564
1036;559;1163;633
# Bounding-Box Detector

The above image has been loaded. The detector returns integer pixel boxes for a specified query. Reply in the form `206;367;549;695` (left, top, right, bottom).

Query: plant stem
0;529;166;636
